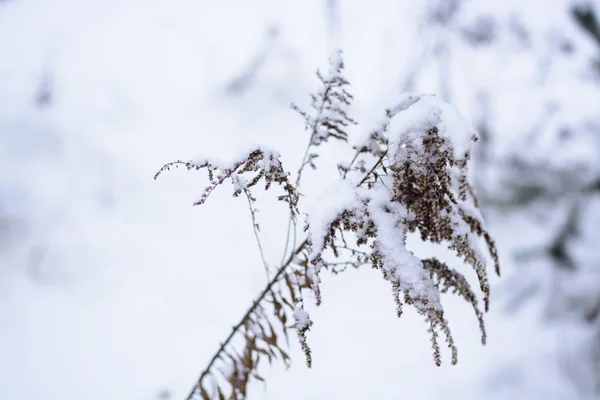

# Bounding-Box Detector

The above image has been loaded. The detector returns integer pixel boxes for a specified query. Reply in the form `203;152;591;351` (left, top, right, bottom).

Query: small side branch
357;150;388;187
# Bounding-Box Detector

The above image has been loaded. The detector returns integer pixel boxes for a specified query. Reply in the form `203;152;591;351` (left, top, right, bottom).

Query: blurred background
1;0;599;399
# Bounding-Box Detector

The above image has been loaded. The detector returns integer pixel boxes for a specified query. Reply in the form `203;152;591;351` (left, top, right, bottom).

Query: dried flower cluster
304;92;500;367
291;50;356;148
156;50;500;399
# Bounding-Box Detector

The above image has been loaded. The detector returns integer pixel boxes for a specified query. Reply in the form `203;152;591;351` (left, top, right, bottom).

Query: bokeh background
1;0;599;399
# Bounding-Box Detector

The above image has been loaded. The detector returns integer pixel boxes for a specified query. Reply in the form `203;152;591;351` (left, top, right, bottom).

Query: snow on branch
305;92;500;366
154;147;299;214
156;50;500;399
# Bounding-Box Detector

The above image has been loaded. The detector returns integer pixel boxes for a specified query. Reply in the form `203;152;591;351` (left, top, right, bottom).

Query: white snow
306;179;358;260
368;187;443;311
1;0;598;400
293;305;312;331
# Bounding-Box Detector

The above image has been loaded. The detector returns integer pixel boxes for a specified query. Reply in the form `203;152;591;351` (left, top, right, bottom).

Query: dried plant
155;50;500;399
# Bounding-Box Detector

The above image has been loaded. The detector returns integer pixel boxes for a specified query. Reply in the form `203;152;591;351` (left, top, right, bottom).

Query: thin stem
282;88;331;265
279;216;293;265
295;140;315;188
295;86;332;188
335;245;370;256
357;150;388;187
342;149;361;179
327;260;370;267
244;188;270;278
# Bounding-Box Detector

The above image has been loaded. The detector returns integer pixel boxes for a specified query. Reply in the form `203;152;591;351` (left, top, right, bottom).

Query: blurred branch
35;69;53;109
572;5;600;49
225;24;280;95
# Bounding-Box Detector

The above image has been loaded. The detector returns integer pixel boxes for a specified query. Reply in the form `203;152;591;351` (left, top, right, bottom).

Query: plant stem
294;86;331;188
186;145;385;400
244;188;270;278
357;150;388;187
185;240;308;400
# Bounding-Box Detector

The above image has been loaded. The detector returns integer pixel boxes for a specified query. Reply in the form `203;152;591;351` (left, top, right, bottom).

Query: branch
243;188;270;278
185;240;308;400
294;86;332;188
186;150;387;399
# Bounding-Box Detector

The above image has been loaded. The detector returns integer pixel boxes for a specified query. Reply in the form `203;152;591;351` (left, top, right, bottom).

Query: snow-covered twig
156;51;500;399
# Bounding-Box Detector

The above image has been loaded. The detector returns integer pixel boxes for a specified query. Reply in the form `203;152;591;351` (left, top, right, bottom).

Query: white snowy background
1;0;599;399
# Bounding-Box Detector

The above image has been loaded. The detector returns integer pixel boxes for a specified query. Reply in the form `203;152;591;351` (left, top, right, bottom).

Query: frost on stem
156;51;500;399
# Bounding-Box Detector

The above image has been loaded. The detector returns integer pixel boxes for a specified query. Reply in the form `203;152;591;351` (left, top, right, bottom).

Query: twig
244;188;270;278
357;150;388;187
186;147;390;399
335;245;370;256
342;149;361;179
281;86;332;266
294;86;332;188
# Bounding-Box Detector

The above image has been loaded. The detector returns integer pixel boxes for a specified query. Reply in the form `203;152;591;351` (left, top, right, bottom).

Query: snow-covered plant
411;1;600;395
155;51;500;400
